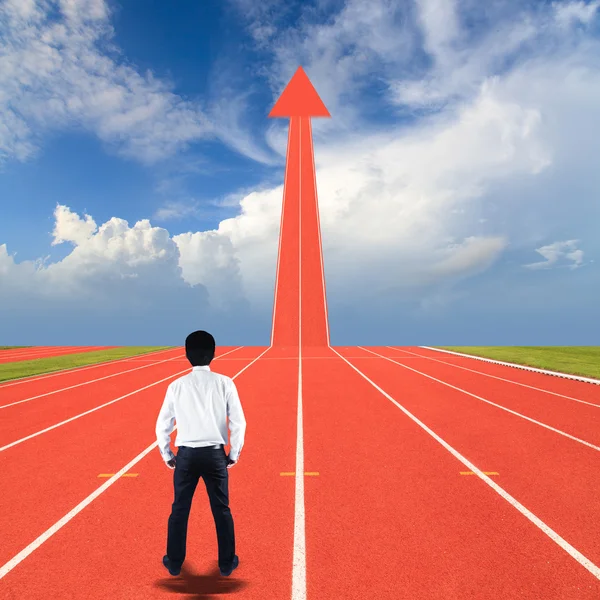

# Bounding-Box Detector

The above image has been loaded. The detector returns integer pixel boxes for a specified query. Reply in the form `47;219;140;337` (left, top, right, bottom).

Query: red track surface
0;345;118;364
0;345;599;598
1;70;599;598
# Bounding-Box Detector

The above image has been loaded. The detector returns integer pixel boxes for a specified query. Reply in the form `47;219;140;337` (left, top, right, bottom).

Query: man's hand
166;457;176;470
226;455;237;469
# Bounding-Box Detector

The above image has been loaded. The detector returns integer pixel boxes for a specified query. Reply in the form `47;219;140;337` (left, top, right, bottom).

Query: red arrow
269;67;331;349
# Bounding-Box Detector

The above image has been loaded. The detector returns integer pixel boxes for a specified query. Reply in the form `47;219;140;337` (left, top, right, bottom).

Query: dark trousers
166;445;235;571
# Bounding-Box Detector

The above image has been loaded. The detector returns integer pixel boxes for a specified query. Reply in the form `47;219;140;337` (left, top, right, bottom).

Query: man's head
185;330;216;366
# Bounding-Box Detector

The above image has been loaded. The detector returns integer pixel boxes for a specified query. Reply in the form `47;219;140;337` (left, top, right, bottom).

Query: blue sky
1;0;599;346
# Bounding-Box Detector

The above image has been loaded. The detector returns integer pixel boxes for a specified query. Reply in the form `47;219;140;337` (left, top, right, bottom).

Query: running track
0;346;118;364
0;345;599;598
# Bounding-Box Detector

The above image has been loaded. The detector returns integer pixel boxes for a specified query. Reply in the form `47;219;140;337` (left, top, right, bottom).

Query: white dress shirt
155;365;246;463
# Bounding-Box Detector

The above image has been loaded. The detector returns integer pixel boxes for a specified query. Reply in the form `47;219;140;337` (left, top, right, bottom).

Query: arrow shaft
271;116;329;348
299;117;329;347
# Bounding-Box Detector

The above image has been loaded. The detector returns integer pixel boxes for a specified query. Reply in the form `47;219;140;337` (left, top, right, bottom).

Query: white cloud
430;236;507;279
174;230;246;308
40;206;183;300
391;0;600;111
524;240;585;270
554;0;600;28
226;0;282;46
0;204;262;344
52;204;97;245
205;85;281;166
415;0;460;64
153;201;199;222
59;0;108;23
0;204;252;311
0;0;214;165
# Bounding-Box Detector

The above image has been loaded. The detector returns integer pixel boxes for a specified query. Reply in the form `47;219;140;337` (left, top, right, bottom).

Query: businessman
156;331;246;577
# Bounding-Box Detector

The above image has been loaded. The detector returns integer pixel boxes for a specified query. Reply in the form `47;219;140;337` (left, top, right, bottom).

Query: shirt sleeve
156;383;176;462
225;378;246;462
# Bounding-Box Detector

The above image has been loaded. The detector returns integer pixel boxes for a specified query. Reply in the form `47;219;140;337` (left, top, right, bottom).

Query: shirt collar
192;365;211;371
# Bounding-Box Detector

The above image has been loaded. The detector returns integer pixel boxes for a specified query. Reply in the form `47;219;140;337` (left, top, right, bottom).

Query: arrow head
269;66;330;118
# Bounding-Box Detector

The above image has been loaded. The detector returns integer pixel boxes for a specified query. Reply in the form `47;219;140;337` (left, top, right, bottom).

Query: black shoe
219;555;239;577
162;555;181;576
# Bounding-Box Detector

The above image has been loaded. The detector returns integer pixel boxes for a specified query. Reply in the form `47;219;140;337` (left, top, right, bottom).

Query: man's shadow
154;563;248;599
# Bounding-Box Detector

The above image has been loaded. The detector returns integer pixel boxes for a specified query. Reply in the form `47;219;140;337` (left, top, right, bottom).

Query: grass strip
0;346;29;350
0;346;173;383
439;346;600;380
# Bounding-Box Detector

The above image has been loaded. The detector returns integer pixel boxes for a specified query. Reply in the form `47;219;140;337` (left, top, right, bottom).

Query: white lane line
120;358;189;363
0;352;201;410
292;116;307;600
0;346;52;355
0;372;188;453
385;347;600;409
358;347;600;453
0;444;159;581
0;348;179;388
0;347;66;360
0;346;110;363
218;356;409;361
420;346;600;386
124;357;267;363
0;347;269;581
292;343;306;600
0;347;244;453
270;120;293;347
332;347;600;581
0;346;98;361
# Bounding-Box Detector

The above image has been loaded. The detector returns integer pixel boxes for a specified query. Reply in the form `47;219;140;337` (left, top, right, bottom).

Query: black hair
185;330;216;366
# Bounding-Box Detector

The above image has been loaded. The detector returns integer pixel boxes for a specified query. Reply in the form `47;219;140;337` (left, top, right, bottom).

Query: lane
0;346;58;357
0;348;244;451
0;349;242;446
372;347;600;445
336;347;600;578
0;347;181;391
120;357;189;363
0;346;80;359
0;346;299;600
0;346;112;364
0;347;186;408
0;347;264;571
271;116;300;348
397;346;600;403
303;348;600;599
0;361;189;449
299;116;329;347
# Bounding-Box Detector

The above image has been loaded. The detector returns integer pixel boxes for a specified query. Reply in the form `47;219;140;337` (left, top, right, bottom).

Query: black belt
179;444;223;449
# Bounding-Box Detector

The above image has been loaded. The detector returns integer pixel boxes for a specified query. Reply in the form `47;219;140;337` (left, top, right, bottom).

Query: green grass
439;346;600;380
0;346;173;383
0;346;29;350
